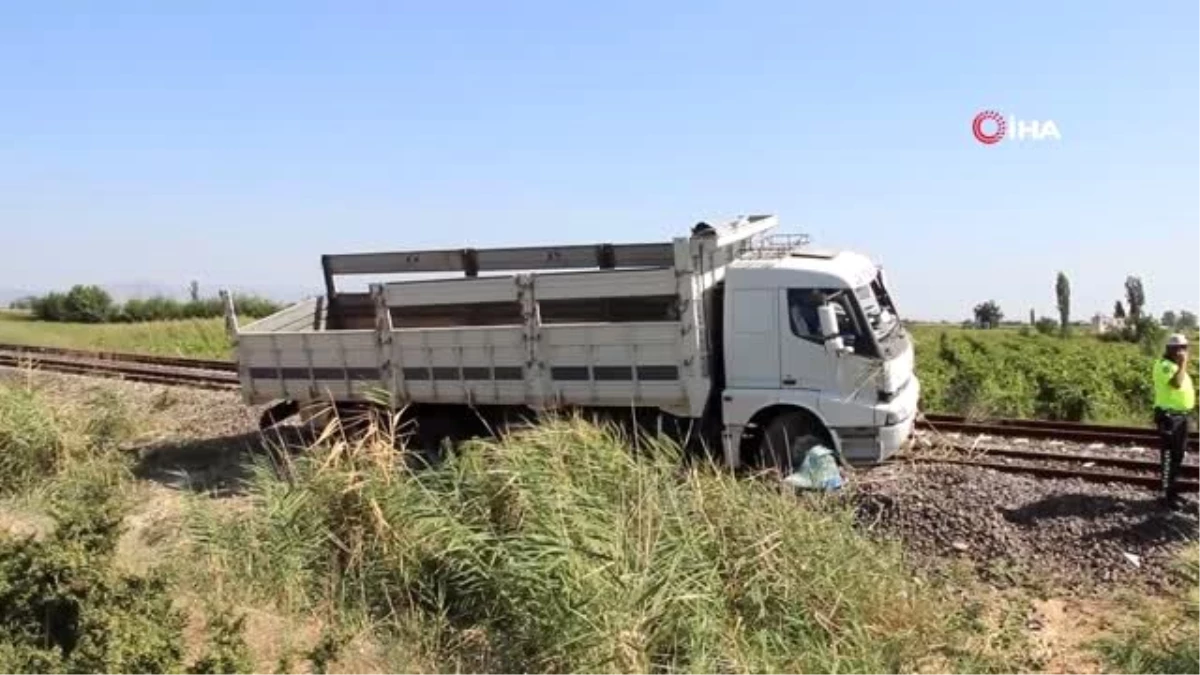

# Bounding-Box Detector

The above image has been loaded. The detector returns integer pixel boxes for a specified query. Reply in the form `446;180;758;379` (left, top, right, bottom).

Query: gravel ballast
853;462;1199;589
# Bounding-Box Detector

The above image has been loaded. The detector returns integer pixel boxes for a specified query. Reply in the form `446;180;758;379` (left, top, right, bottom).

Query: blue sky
1;1;1196;320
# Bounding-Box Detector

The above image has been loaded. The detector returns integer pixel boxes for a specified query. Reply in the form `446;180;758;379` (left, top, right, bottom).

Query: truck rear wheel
761;411;826;476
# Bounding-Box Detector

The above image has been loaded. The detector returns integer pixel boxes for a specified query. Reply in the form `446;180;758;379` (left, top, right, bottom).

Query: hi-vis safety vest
1154;358;1196;412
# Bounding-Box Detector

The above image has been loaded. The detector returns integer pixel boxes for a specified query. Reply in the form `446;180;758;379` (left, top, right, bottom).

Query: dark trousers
1155;409;1190;501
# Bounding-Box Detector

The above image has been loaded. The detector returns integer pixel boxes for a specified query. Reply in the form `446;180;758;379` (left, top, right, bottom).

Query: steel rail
897;455;1199;492
961;445;1200;480
918;415;1197;452
923;412;1182;437
0;354;238;390
0;342;236;372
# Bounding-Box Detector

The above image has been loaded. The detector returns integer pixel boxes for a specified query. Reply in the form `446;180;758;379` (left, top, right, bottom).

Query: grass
0;311;231;359
185;410;1044;673
1092;548;1200;674
0;377;1047;673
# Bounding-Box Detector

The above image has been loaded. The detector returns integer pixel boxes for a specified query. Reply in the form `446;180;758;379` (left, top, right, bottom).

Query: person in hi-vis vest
1153;333;1196;509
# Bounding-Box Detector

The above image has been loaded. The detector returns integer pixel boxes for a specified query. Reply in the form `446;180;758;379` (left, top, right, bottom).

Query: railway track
912;413;1198;490
1;343;1196;492
0;342;236;372
0;345;238;390
895;443;1199;492
919;412;1198;452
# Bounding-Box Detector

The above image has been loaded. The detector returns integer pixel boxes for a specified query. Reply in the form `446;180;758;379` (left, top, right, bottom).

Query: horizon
1;1;1196;322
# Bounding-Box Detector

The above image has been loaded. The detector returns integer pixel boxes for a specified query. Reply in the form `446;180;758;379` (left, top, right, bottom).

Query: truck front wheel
760;411;826;476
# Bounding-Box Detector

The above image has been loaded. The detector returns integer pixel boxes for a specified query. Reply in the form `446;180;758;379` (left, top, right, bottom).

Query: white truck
223;215;919;470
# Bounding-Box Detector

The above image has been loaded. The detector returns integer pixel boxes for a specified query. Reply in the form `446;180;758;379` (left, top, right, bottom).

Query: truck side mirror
817;304;845;352
817;304;838;339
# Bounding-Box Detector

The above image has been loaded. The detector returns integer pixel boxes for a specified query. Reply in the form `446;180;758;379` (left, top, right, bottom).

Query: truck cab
719;241;919;468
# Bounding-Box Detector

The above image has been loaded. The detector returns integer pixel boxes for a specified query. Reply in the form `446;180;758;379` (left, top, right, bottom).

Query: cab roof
729;249;877;289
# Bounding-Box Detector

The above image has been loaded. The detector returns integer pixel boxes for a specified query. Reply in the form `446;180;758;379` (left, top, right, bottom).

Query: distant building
1092;313;1125;334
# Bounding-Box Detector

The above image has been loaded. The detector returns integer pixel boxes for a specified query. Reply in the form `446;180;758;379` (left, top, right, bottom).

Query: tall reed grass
190;411;971;673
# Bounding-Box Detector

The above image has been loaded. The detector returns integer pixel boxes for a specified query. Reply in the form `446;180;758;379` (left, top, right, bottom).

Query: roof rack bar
322;241;675;277
318;215;782;301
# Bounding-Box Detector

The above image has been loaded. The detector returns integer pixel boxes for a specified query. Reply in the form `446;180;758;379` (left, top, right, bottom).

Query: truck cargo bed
233;270;708;415
227;216;778;419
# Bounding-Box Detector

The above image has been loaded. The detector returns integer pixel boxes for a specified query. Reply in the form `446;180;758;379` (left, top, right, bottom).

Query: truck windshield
854;277;899;342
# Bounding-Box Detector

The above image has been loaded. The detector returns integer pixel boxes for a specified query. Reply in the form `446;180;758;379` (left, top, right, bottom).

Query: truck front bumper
876;406;916;458
836;376;920;464
878;375;920;458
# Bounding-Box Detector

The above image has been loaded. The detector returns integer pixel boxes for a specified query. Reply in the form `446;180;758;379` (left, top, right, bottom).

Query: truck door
724;289;780;389
777;289;835;392
778;289;880;425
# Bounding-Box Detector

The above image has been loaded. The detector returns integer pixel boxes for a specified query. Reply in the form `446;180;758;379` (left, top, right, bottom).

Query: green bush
64;285;115;323
1034;317;1058;335
0;381;258;674
25;288;282;324
0;426;252;674
31;292;68;321
0;461;187;674
912;327;1193;423
30;286;116;323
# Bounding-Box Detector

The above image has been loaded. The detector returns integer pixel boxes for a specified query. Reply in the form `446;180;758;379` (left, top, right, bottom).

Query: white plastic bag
782;445;843;491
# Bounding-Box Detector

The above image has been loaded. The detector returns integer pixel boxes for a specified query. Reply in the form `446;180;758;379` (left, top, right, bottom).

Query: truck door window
787;289;871;353
787;289;822;340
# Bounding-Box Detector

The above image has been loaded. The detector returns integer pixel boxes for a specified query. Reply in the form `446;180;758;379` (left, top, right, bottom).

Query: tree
188;280;201;303
1035;316;1058;335
1162;310;1178;329
31;292;67;321
1177;311;1198;332
1055;272;1071;335
973;300;1003;328
1029;308;1035;326
1133;316;1166;355
1124;276;1145;324
1113;300;1126;319
63;284;114;323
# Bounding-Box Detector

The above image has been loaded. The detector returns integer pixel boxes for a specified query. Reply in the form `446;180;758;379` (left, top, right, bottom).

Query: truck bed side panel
391;326;528;405
540;321;689;411
237;329;379;403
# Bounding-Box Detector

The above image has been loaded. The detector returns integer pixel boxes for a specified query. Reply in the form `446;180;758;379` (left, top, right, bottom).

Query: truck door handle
782;377;796;386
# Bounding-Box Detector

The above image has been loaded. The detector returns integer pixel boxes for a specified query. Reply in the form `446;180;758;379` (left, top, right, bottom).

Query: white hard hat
1167;333;1189;347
